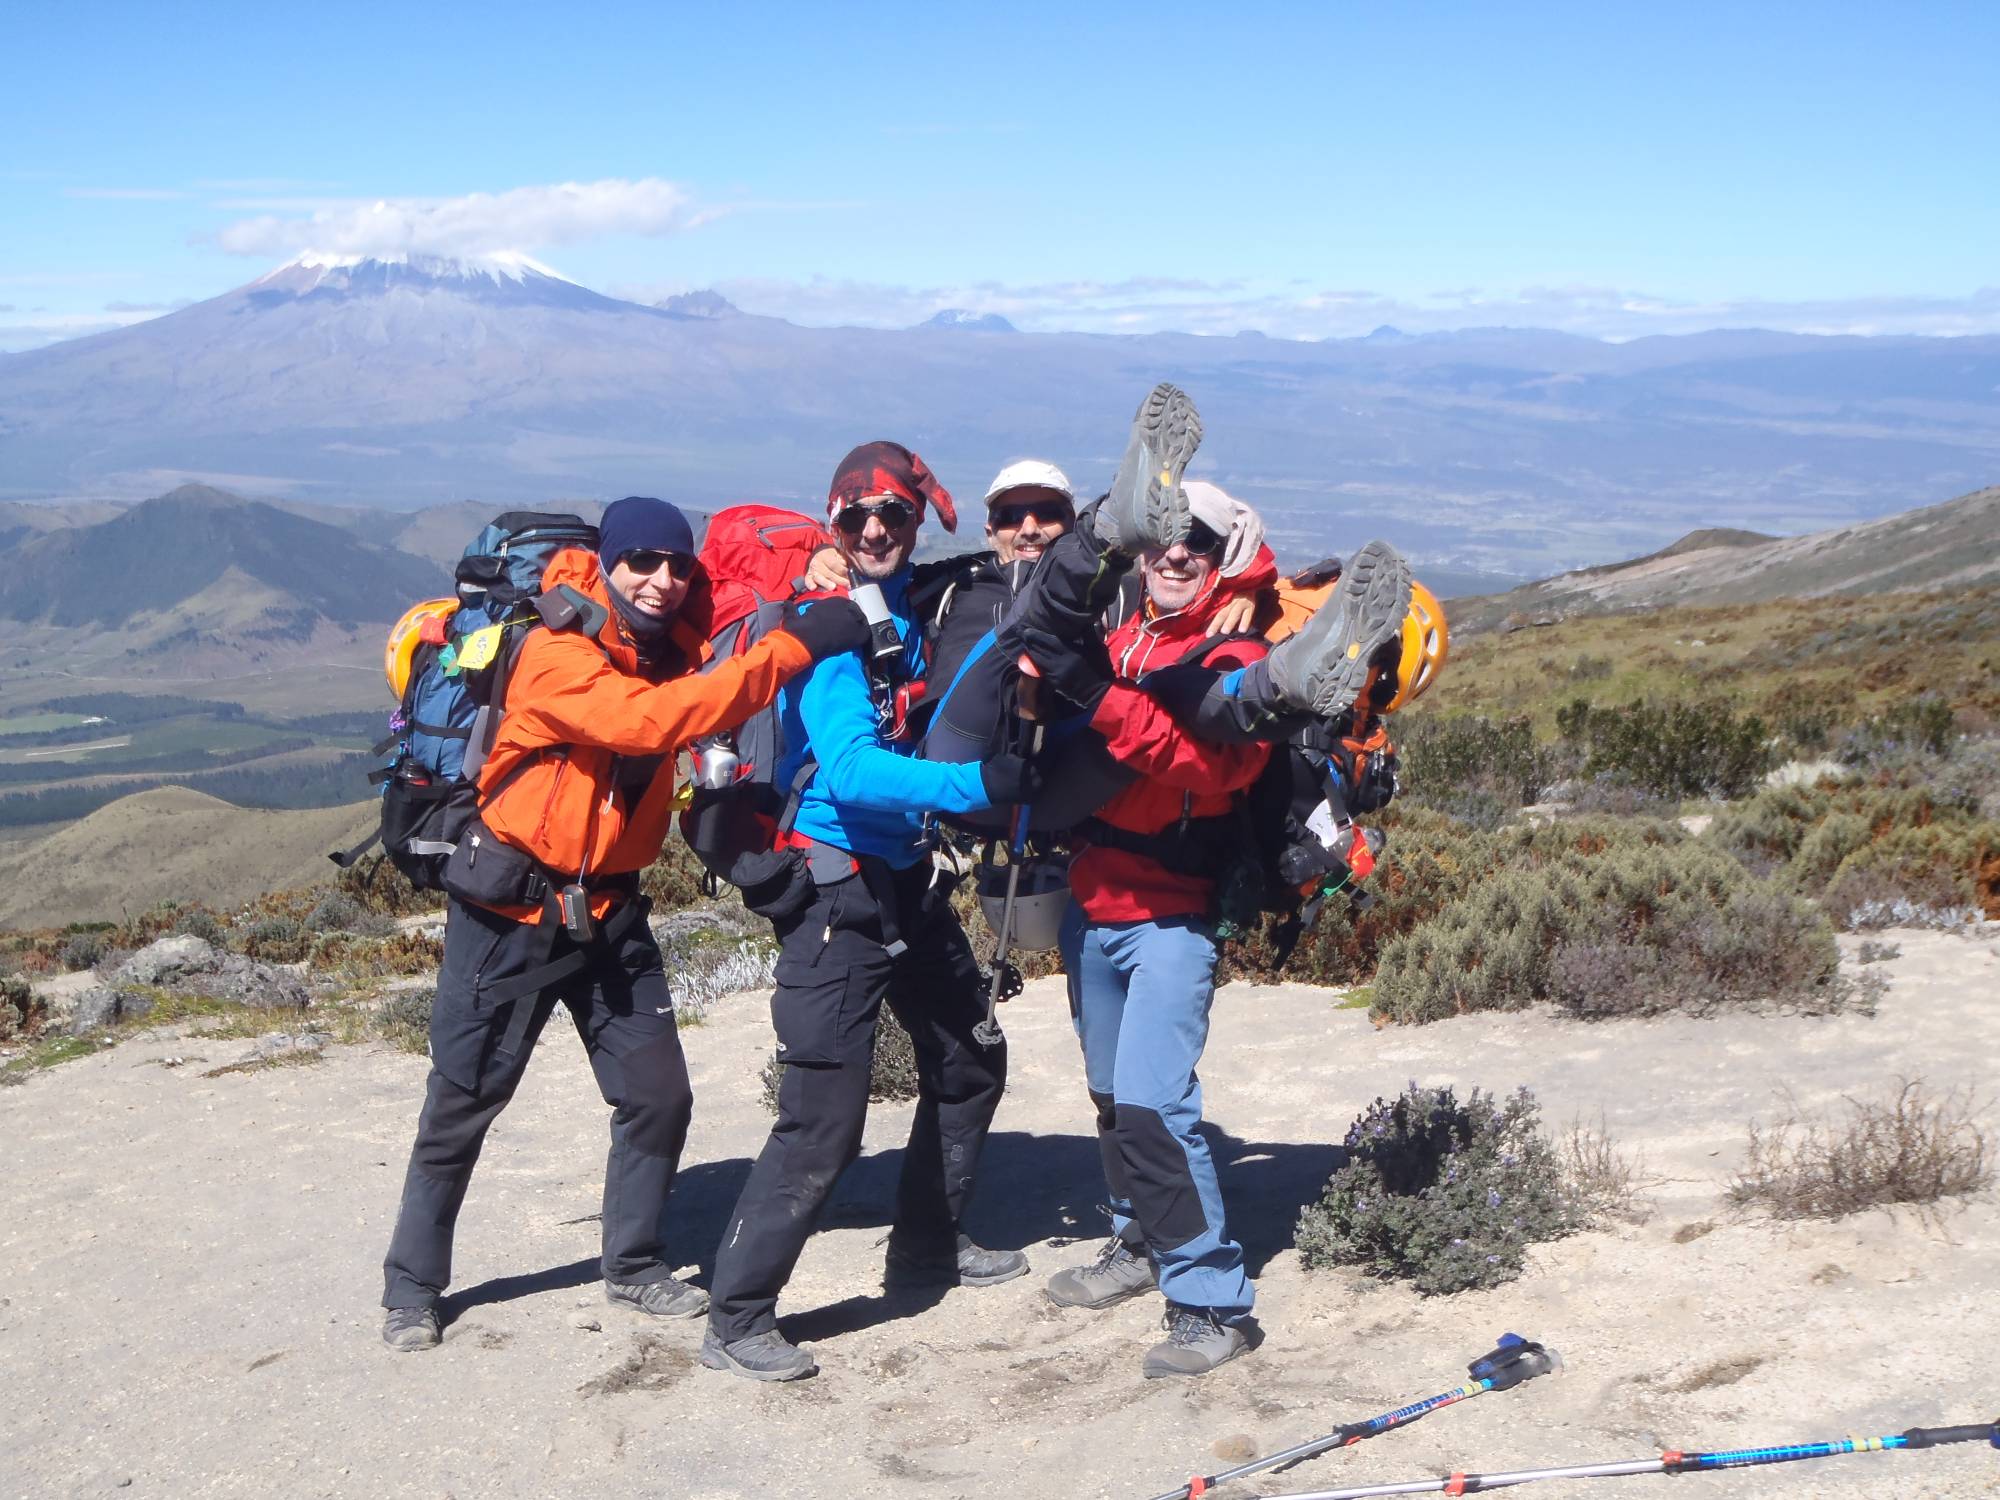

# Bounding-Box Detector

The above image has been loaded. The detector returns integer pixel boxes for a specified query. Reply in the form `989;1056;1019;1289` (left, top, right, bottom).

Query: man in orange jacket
381;496;869;1353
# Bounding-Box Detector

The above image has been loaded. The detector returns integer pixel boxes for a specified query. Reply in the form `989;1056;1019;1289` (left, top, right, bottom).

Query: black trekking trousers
706;861;1005;1342
381;895;694;1310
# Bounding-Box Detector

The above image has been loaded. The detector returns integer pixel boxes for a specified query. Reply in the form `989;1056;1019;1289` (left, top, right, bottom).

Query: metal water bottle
846;579;905;665
695;737;739;789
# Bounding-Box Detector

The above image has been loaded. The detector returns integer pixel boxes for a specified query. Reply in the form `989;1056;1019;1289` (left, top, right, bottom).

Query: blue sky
3;0;1996;350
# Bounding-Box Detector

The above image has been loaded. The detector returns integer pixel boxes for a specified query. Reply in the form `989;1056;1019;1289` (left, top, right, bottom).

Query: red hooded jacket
1071;546;1278;924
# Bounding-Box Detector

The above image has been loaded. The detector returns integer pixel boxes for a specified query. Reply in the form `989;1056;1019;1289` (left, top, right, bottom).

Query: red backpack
700;504;834;650
680;504;835;906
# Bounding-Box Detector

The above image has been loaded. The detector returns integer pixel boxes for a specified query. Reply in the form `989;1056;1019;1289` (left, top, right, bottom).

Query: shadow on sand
445;1124;1341;1342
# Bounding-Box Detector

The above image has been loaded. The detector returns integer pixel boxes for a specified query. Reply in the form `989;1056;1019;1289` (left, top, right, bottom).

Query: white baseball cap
983;459;1074;507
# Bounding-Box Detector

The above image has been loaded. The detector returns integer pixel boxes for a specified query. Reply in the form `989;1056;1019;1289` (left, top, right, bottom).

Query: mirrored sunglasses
619;548;695;579
1183;520;1227;558
834;498;917;533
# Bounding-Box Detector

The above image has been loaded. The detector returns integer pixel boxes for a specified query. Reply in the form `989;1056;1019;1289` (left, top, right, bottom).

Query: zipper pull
468;832;480;868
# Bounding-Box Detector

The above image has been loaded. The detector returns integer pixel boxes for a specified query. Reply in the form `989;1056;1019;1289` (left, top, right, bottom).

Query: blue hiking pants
1060;905;1254;1318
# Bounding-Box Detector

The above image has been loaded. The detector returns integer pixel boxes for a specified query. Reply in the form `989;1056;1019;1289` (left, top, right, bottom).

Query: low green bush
1554;697;1773;800
1399;715;1559;809
1711;774;1998;928
1296;1083;1583;1295
1373;830;1846;1023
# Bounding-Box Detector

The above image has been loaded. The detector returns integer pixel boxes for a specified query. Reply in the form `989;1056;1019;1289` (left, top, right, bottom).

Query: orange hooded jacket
474;547;812;920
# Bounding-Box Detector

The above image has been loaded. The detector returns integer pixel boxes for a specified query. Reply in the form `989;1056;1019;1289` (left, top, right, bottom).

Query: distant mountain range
0;252;1996;579
1450;482;2000;632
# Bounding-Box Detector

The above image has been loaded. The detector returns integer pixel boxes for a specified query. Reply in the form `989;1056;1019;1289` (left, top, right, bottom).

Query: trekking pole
1143;1334;1558;1500
1252;1419;2000;1500
973;661;1044;1048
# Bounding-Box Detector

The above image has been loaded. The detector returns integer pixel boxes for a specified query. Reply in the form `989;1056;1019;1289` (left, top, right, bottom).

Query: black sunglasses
990;499;1073;529
1182;520;1227;558
619;548;695;580
834;499;917;533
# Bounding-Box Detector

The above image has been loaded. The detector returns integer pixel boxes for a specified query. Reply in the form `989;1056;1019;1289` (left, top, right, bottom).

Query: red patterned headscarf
827;440;958;533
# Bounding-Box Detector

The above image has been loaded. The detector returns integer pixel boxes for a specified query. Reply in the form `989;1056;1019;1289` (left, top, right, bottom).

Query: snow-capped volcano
247;250;617;310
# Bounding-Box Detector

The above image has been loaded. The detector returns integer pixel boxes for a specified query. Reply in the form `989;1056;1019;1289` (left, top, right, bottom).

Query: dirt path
4;930;1997;1499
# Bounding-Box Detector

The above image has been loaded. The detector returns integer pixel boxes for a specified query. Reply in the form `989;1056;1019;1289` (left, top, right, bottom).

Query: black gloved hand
1016;625;1115;716
980;751;1045;807
782;596;871;663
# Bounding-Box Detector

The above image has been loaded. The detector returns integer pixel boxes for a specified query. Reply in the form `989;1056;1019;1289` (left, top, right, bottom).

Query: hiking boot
1142;1304;1253;1378
1045;1237;1158;1309
1094;382;1202;555
1265;538;1412;717
885;1231;1031;1288
699;1328;818;1382
381;1305;441;1353
605;1274;709;1320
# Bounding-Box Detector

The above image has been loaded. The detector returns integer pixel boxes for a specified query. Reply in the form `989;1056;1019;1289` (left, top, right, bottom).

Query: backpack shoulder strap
532;584;608;639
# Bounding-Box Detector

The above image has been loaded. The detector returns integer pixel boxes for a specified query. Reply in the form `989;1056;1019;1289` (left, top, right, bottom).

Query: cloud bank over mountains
6;173;1997;349
621;273;2000;342
210;177;711;260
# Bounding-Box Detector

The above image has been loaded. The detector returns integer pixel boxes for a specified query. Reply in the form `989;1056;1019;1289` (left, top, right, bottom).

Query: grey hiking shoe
885;1232;1030;1288
1045;1237;1158;1309
700;1328;818;1382
605;1274;709;1320
1142;1304;1253;1378
1265;538;1412;716
1094;382;1202;555
381;1305;441;1352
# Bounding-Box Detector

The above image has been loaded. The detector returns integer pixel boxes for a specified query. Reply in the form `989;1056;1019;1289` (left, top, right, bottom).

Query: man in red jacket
1017;477;1279;1378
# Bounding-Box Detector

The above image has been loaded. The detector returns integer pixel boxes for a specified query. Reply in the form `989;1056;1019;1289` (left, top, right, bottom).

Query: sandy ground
4;930;1998;1500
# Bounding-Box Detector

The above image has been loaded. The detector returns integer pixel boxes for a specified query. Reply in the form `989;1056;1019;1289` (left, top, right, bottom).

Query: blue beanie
598;496;696;568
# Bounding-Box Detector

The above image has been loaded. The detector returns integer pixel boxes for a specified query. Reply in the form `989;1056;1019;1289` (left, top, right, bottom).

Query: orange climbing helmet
384;598;456;698
1381;579;1448;712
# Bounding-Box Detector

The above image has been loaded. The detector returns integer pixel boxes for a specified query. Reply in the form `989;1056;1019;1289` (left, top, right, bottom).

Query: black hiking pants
706;861;1005;1342
381;895;694;1310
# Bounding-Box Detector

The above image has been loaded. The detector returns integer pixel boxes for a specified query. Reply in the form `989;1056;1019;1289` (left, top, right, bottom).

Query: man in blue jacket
701;442;1041;1383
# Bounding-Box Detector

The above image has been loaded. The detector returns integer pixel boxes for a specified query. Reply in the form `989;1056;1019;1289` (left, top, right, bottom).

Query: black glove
980;751;1045;807
1016;625;1114;716
782;597;871;662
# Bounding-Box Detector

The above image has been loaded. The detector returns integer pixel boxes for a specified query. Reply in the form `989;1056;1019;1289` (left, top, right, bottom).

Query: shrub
760;1008;922;1113
1554;697;1773;800
239;916;309;963
640;840;712;913
1837;695;1957;766
1712;775;2000;926
372;987;434;1054
1728;1080;1991;1222
1373;830;1846;1024
170;909;227;945
1296;1083;1582;1295
1399;715;1559;809
59;931;107;972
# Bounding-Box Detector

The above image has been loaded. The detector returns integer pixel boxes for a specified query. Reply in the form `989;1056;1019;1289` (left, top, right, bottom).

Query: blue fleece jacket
778;569;992;867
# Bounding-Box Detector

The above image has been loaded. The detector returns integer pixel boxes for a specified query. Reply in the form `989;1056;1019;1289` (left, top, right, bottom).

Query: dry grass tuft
1728;1079;1991;1222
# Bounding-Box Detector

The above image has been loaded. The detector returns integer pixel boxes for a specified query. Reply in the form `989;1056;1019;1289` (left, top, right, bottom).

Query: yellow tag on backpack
454;623;504;673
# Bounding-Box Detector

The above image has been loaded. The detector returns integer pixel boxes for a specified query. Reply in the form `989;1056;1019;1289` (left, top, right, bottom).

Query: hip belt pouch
441;819;555;910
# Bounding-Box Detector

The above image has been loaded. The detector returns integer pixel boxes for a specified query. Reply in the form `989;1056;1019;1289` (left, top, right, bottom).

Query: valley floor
3;931;1997;1499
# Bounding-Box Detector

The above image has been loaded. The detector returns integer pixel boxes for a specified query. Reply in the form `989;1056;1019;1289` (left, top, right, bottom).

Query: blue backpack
333;510;601;889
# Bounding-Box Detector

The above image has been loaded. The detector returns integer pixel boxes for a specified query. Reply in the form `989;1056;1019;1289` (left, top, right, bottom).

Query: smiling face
985;485;1073;565
1141;539;1219;615
606;549;691;621
835;499;921;580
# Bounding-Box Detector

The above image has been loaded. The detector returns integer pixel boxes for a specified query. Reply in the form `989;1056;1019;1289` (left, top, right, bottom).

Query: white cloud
0;307;165;351
62;187;189;200
211;178;712;259
625;272;2000;341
